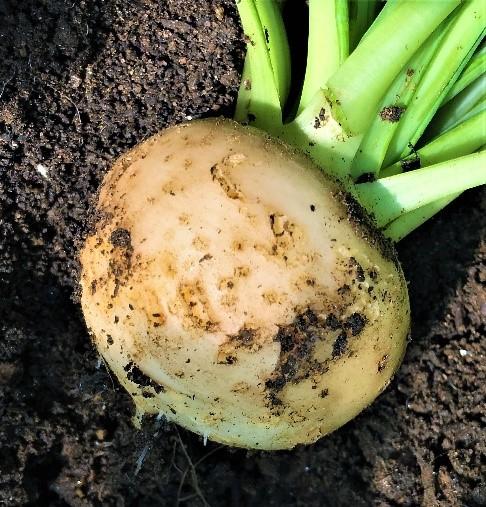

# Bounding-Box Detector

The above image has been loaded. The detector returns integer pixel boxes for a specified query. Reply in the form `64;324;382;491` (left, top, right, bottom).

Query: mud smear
265;308;368;408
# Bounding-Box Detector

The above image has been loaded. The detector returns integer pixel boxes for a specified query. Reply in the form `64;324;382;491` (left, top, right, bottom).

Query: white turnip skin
80;118;410;450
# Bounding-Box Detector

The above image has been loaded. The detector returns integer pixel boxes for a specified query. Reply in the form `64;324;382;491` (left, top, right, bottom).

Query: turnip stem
354;152;486;228
442;45;486;105
426;76;486;138
350;16;452;179
254;0;291;107
383;193;460;242
325;0;460;135
381;110;486;178
234;58;253;123
297;0;349;115
282;89;361;180
348;0;379;52
234;0;485;241
234;0;282;133
383;0;485;166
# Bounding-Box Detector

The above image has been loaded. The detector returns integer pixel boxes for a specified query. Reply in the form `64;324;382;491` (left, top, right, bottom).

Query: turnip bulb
80;0;486;450
80;119;410;449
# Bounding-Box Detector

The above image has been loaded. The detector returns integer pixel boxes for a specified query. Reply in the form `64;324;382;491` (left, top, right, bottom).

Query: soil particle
344;313;366;336
355;172;376;184
265;309;323;399
0;1;485;506
107;226;133;297
109;228;131;249
332;331;348;358
124;361;165;394
217;327;259;363
325;313;341;331
338;190;399;266
349;256;366;283
380;105;406;122
368;269;378;280
377;354;389;373
401;155;422;171
232;327;256;345
313;108;328;129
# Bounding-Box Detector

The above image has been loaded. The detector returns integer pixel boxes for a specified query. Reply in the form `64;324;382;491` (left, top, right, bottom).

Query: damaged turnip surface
80;119;409;449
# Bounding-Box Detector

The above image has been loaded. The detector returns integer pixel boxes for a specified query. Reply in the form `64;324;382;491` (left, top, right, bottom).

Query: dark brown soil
0;1;485;506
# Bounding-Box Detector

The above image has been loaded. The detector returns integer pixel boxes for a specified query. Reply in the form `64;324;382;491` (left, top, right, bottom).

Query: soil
0;1;484;506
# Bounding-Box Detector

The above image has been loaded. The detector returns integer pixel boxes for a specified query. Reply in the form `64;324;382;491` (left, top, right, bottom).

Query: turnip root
80;119;409;449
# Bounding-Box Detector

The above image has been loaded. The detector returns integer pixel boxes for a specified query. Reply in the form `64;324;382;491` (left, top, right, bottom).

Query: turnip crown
236;0;485;240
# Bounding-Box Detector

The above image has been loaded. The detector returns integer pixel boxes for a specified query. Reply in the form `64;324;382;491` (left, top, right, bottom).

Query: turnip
80;0;485;449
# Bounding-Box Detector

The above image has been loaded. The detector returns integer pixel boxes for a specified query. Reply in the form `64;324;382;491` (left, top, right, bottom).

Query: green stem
234;0;282;133
348;0;379;52
325;0;460;135
383;193;459;242
426;75;486;138
353;151;486;228
383;0;485;166
282;89;361;181
254;0;291;107
233;0;486;232
350;16;451;179
381;110;486;178
442;44;486;105
297;0;349;115
234;57;253;123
